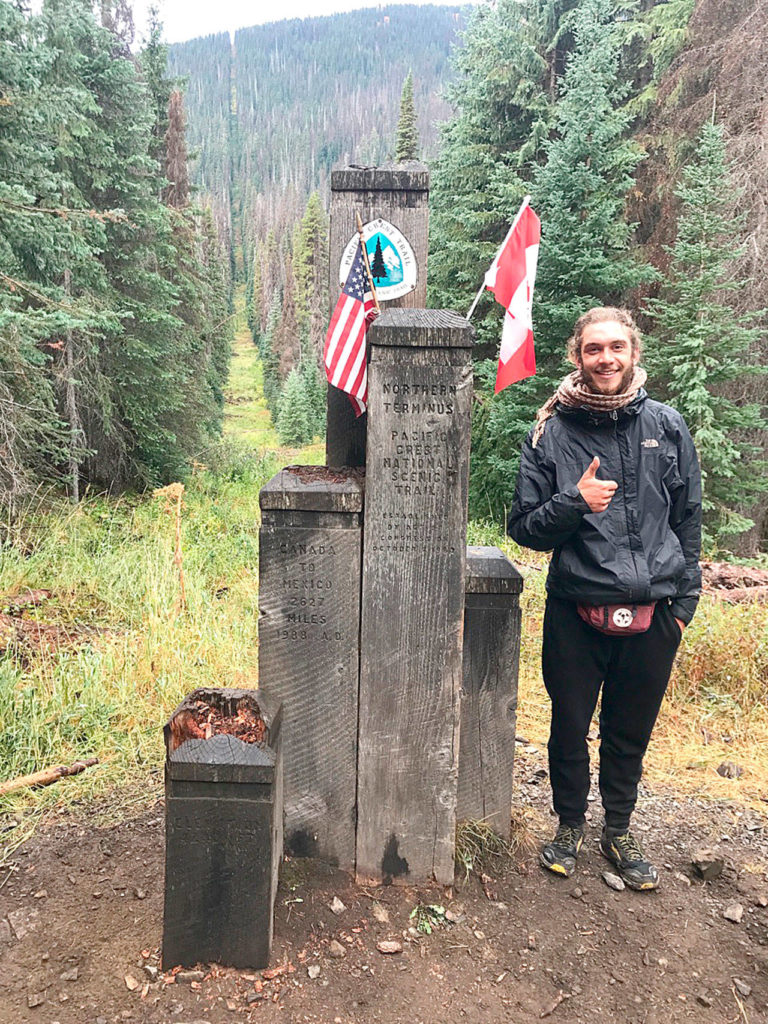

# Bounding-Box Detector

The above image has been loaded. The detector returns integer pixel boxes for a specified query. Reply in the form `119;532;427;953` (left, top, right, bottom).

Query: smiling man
507;307;702;890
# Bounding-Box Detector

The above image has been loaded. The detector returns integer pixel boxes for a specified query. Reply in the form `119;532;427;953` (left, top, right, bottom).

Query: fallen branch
0;758;99;797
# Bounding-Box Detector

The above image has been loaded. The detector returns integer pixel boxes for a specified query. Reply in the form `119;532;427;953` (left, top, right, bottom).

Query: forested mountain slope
168;5;467;258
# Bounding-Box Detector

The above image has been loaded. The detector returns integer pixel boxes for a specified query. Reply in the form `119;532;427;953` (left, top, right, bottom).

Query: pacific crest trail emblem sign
339;218;417;302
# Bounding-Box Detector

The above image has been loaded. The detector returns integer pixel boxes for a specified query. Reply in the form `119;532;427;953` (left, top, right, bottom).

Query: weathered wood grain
258;467;363;869
457;547;523;836
326;164;430;468
356;310;473;885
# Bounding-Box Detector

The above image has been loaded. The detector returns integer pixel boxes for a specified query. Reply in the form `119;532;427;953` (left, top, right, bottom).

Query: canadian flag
484;198;541;394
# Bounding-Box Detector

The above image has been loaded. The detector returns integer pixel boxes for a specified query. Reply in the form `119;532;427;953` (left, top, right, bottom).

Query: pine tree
645;120;766;545
0;0;232;503
300;356;326;439
247;252;263;340
292;192;328;363
276;366;315;446
429;0;581;326
261;288;283;418
371;237;388;284
0;1;81;502
275;250;299;377
139;5;172;167
395;70;419;162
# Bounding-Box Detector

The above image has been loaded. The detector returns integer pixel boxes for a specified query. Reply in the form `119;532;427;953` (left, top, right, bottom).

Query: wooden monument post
356;309;473;885
457;546;523;836
326;163;429;468
258;466;364;869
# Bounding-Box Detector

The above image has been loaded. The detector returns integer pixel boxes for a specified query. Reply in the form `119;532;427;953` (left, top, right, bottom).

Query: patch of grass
455;818;515;880
223;306;280;450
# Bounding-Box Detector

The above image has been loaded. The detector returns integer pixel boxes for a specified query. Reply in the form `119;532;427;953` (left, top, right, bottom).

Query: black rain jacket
507;390;702;624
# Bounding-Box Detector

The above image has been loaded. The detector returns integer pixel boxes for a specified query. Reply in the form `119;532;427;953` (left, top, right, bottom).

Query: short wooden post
162;689;282;971
258;466;363;869
457;546;523;836
356;309;473;885
326;164;430;468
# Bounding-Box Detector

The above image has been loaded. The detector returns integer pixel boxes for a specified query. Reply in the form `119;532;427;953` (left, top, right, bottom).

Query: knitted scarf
532;366;647;448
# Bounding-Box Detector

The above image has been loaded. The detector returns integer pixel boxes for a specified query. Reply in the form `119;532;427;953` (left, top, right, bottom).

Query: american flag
324;240;377;417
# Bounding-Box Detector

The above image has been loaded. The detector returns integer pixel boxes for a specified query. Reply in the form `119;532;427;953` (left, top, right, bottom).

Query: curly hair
567;307;643;365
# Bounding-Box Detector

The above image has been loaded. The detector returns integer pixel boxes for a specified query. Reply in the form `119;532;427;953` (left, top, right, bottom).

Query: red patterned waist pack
576;601;656;636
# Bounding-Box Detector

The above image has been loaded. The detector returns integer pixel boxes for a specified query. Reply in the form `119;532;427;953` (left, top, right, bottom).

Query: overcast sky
132;0;468;46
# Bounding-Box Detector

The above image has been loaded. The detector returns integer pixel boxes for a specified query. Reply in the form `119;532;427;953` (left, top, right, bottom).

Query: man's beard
580;362;636;396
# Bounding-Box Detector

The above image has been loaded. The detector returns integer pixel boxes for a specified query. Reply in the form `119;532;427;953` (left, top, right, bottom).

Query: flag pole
356;211;380;314
466;280;485;322
466;196;532;321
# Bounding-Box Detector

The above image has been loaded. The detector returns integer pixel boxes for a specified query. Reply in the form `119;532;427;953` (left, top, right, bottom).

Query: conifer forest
2;0;767;553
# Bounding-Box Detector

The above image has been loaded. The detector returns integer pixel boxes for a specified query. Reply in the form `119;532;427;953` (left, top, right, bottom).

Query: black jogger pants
541;596;682;831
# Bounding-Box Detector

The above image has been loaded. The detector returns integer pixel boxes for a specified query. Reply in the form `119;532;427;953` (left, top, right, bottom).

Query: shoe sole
600;842;659;891
539;835;583;878
539;854;572;877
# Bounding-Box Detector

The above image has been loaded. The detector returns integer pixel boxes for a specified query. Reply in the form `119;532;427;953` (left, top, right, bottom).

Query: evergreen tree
261;288;282;418
260;229;280;331
469;0;653;517
276;366;314;446
395;70;419;161
0;0;86;502
139;5;173;167
645;120;766;545
370;237;388;284
246;251;263;340
301;355;326;439
292;191;329;363
275;250;299;377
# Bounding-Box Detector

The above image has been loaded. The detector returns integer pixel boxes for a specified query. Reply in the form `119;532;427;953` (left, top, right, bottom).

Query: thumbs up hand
577;456;618;513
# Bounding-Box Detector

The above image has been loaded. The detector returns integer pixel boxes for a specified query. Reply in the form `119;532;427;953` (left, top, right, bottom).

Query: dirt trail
1;745;767;1024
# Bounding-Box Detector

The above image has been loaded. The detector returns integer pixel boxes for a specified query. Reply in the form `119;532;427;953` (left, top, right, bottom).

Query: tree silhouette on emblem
370;236;388;283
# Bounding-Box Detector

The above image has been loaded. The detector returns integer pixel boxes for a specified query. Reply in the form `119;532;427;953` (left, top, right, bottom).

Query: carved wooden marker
356;309;473;885
458;546;523;837
258;466;363;869
326;163;429;468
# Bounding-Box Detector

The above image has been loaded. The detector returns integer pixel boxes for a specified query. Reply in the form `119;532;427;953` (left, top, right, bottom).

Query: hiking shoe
539;823;585;877
600;828;659;890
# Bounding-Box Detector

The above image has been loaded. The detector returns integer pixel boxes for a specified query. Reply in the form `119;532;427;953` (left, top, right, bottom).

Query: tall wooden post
356;309;473;885
326;163;429;468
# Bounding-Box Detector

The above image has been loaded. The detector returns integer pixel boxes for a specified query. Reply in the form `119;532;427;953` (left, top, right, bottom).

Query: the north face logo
641;438;659;448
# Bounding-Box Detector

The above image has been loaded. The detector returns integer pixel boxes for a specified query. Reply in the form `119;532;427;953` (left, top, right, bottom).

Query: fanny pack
577;601;656;636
